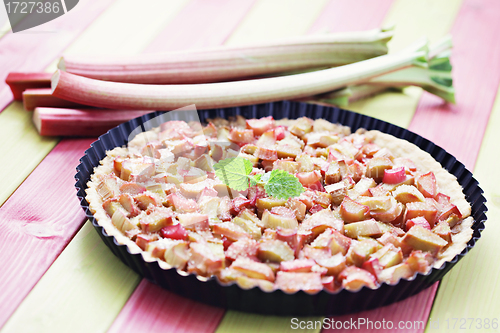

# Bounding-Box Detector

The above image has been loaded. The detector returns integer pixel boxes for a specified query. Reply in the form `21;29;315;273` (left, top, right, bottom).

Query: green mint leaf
213;157;253;191
249;174;262;187
264;169;305;199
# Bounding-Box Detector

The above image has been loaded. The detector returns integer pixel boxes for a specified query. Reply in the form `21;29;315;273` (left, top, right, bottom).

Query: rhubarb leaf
265;169;305;199
213;157;253;191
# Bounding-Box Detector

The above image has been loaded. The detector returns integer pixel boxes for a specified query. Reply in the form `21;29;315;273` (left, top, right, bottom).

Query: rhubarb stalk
23;88;85;111
33;108;151;137
58;28;393;84
5;72;52;101
51;44;428;111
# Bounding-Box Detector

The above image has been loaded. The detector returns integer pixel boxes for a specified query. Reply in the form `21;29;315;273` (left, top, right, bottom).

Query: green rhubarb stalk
51;42;428;110
317;36;455;105
58;28;394;84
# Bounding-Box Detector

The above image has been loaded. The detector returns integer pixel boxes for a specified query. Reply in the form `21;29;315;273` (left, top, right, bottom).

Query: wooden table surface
0;0;499;332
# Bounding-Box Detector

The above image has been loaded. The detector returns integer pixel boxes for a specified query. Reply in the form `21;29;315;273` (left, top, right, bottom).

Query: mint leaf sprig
213;157;305;199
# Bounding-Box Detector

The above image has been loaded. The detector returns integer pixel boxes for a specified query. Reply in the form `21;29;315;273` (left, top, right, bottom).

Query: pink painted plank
0;0;116;113
409;0;500;171
0;138;95;328
308;0;394;33
144;0;256;53
323;284;437;333
108;280;224;333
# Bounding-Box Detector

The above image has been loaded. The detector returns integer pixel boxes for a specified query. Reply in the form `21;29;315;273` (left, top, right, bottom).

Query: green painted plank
217;312;322;333
1;221;141;333
348;0;463;129
426;85;500;333
0;102;57;207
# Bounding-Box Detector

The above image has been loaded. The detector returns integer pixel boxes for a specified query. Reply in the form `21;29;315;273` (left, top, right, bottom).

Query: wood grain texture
0;0;117;113
0;0;191;330
1;221;141;333
347;0;464;129
321;1;464;332
0;103;58;207
409;0;500;171
108;280;224;333
0;138;94;328
145;0;256;53
4;0;253;332
425;1;500;329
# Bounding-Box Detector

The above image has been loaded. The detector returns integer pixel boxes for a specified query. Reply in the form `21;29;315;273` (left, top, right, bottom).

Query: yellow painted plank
1;221;141;333
217;0;329;331
225;0;329;45
425;86;500;333
0;102;58;206
217;312;321;333
349;0;463;128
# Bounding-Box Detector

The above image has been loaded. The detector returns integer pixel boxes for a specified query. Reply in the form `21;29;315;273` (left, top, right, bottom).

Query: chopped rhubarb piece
330;230;352;255
96;176;121;201
365;156;393;182
160;224;188;240
285;198;307;221
111;209;138;233
102;199;124;217
325;182;347;205
228;128;255;145
164;240;190;269
432;221;452;242
324;161;341;185
344;219;385;238
274;126;285;140
280;259;316;273
299;209;344;236
393;185;425;204
276;144;302;159
256;130;277;147
346;239;381;267
230;197;253;215
275;271;323;294
356;195;392;211
118;193;141;217
289;117;314;138
231;257;275;282
120;159;155;182
168;192;198;213
377;232;402;248
236;276;275;292
368;184;389;197
362;257;383;279
134;193;159;210
406;250;433;273
370;198;404;225
382;166;406;184
246;116;275;136
261;209;298;229
309;204;324;214
213;221;250;241
377;263;413;284
312;190;331;207
257;239;295;262
254;146;278;161
273;159;299;173
119;182;146;196
231;217;262;240
302;245;331;261
135;233;159;251
178;213;209;231
340;196;370;223
416;171;437;198
351;177;376;197
140;206;174;233
338;266;378;290
225;238;259;261
188;242;223;276
183;167;207;184
321;275;336;292
406;216;431;231
401;225;448;255
316;253;346;276
405;201;438;227
393;157;417;172
435;193;462;220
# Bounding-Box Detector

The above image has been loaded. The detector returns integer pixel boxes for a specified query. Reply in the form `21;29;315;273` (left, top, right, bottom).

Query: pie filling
86;115;473;294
